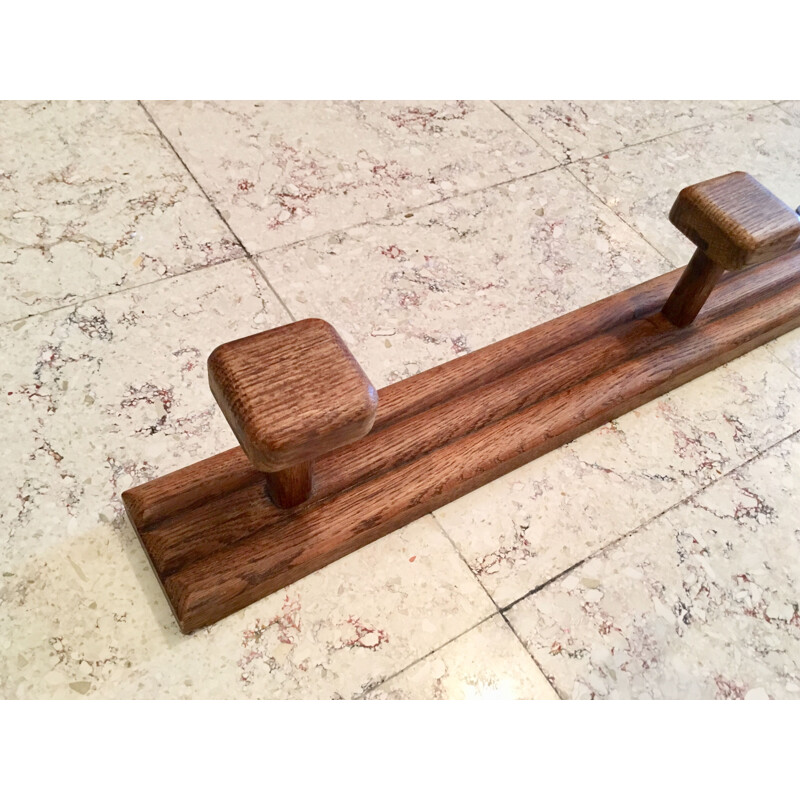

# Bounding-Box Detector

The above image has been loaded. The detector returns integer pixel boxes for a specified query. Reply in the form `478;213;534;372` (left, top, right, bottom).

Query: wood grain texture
207;318;378;473
669;171;800;270
124;266;682;533
662;250;726;327
663;172;800;327
123;244;800;633
264;461;313;509
123;245;800;535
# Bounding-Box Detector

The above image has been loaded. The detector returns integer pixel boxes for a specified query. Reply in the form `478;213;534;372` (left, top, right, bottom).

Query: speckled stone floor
2;100;800;699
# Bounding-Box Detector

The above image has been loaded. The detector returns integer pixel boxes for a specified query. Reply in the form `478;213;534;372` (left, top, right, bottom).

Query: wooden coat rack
123;171;800;633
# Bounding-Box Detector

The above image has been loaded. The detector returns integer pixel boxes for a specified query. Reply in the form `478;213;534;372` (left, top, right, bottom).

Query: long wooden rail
123;172;800;633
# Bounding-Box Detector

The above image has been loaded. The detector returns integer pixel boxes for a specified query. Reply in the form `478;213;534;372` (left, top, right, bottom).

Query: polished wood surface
264;461;313;509
663;171;800;327
124;244;800;632
662;250;726;327
122;172;800;633
208;318;378;473
669;171;800;270
124;265;684;535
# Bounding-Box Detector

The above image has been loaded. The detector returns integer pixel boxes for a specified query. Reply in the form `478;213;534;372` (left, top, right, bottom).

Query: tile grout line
555;101;779;168
561;166;677;266
136;100;298;323
769;101;800;125
356;512;500;699
499;609;567;700
355;610;497;699
558;102;790;266
6;102;788;331
490;101;562;164
360;509;566;699
499;424;800;618
358;489;564;700
497;603;566;699
766;343;800;385
429;512;564;697
429;444;574;700
430;513;501;612
0;255;257;330
243;163;565;262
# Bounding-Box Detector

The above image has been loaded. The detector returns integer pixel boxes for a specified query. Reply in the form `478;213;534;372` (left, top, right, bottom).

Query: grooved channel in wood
122;245;800;633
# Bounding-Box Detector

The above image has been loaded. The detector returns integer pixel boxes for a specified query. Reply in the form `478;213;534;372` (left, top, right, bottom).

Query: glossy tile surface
569;105;800;267
0;262;493;698
507;433;800;699
365;615;558;700
498;100;766;163
256;166;672;387
1;510;494;699
434;342;800;607
144;101;557;253
0;259;285;566
0;101;244;323
3;100;800;699
778;101;800;119
768;327;800;378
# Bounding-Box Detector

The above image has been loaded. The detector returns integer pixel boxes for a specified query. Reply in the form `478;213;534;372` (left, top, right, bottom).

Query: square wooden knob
663;172;800;328
669;171;800;270
208;318;378;475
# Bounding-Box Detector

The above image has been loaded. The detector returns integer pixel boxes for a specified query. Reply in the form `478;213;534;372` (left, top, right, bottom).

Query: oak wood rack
123;172;800;633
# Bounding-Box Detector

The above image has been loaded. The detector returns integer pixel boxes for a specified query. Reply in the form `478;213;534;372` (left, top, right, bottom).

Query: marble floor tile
143;101;557;253
507;433;800;699
0;101;244;323
4;100;799;701
568;104;800;268
256;166;673;387
364;615;558;700
433;345;800;608
0;261;494;698
0;513;494;699
496;100;767;163
767;327;800;379
0;258;288;567
777;101;800;118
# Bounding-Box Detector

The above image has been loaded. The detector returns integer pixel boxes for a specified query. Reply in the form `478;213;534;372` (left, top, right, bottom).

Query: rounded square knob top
669;171;800;270
208;319;378;472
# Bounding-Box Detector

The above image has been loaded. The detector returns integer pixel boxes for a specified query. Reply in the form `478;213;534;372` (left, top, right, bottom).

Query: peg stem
265;461;313;508
662;250;725;327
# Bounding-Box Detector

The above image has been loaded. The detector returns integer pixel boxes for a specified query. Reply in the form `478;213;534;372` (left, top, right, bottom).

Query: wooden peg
207;318;378;508
662;171;800;327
